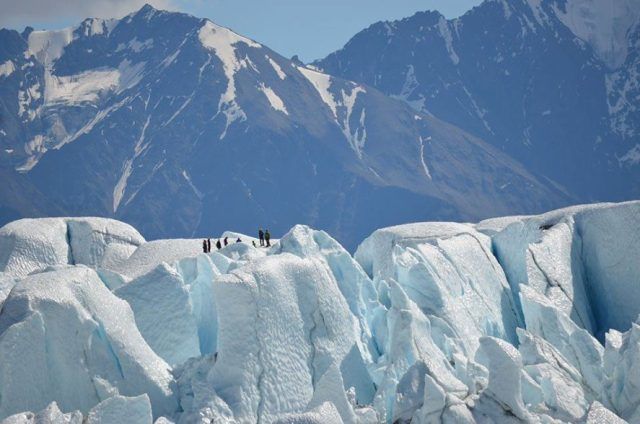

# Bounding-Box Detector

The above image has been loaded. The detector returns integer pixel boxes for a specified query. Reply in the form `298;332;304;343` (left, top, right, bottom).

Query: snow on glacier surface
0;266;176;420
0;402;83;424
355;222;520;354
115;263;201;367
86;395;152;424
0;218;144;279
488;201;640;339
0;201;639;422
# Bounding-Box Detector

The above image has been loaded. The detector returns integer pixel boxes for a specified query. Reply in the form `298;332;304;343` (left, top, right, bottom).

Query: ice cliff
0;202;638;423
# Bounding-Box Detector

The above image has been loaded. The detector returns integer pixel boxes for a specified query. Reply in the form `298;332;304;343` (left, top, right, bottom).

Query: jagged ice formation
0;201;638;423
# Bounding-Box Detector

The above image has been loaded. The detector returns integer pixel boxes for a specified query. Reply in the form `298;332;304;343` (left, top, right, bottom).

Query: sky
0;0;483;61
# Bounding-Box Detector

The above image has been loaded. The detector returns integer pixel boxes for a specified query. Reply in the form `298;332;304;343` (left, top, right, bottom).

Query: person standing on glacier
202;239;208;253
258;228;265;246
265;229;271;247
216;239;222;250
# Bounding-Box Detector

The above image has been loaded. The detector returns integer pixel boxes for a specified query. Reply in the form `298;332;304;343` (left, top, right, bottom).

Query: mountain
316;0;640;205
0;4;571;249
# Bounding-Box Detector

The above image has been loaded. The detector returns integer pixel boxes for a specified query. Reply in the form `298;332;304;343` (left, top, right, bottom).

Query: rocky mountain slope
317;0;640;205
0;5;571;249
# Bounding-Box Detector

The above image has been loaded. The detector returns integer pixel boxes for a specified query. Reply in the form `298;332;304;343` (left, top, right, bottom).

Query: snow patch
44;68;120;105
619;144;640;166
552;0;640;68
44;60;144;106
117;37;154;53
266;55;286;80
339;86;367;158
0;61;15;78
258;83;288;115
437;17;460;65
297;66;338;117
182;170;203;199
113;115;151;213
27;28;74;65
198;20;261;140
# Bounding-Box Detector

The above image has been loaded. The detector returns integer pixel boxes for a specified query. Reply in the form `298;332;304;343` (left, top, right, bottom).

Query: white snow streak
297;66;338;117
17;136;46;172
437;17;460;65
267;55;286;80
298;65;368;157
182;170;203;199
340;86;367;158
163;94;194;126
113;116;151;213
258;83;288;115
0;61;15;78
419;136;433;179
198;20;261;140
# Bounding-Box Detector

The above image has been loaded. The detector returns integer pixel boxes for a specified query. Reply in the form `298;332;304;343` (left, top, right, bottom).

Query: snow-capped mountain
0;4;571;249
317;0;640;205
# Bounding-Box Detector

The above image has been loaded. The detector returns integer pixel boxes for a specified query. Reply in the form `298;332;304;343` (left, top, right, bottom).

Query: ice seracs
0;217;144;279
0;201;638;422
0;266;176;420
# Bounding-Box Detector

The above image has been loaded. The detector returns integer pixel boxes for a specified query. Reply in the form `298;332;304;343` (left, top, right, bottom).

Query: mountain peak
129;3;165;22
137;3;159;15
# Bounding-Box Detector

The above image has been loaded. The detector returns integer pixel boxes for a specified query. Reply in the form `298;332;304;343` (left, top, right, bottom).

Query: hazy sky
0;0;484;61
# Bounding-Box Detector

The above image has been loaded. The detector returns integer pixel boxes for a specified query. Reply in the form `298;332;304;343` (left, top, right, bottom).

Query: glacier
0;201;638;423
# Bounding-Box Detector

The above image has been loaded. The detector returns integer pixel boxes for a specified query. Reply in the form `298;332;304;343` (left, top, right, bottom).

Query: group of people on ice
202;228;271;253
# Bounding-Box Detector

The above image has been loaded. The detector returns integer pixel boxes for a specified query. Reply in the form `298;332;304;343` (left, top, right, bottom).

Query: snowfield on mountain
0;200;638;423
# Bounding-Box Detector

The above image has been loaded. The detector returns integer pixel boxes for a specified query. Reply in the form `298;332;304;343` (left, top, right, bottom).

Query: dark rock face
317;0;640;206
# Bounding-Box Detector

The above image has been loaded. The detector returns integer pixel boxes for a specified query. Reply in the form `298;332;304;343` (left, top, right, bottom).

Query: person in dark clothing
258;228;265;247
202;239;208;253
216;239;222;250
207;238;212;253
265;229;271;247
224;237;229;246
236;237;242;243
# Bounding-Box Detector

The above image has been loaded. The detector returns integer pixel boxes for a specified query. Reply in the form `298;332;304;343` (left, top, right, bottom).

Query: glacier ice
0;266;176;420
0;201;638;422
0;396;153;424
86;395;152;424
0;402;82;424
0;218;144;279
115;263;201;367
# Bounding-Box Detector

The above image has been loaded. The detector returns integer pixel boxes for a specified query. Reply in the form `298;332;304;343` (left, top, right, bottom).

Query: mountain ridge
316;0;640;206
0;4;572;249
